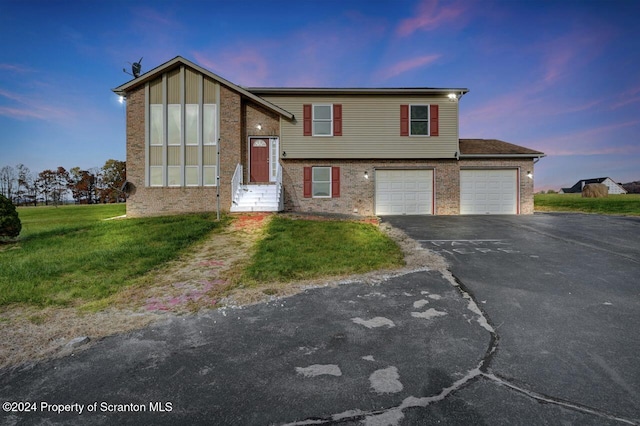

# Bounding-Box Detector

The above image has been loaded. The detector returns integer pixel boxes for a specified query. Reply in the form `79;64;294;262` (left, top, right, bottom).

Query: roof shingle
459;139;544;157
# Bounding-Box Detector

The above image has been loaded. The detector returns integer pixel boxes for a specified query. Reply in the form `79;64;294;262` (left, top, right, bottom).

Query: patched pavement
385;213;640;425
1;213;639;425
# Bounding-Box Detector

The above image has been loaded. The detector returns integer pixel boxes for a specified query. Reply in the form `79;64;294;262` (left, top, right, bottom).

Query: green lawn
241;217;404;284
535;193;640;215
1;204;222;306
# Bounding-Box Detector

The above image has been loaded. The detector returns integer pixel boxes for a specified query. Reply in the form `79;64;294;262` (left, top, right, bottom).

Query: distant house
113;56;545;217
560;177;627;195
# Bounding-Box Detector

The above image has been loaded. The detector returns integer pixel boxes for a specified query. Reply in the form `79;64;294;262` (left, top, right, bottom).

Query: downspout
215;82;221;221
216;137;221;221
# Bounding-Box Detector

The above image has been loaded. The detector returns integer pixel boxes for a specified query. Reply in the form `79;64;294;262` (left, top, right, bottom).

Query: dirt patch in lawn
0;213;445;371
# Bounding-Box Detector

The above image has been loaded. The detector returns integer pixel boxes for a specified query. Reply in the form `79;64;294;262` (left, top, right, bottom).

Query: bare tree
0;165;17;202
52;167;70;206
16;164;36;206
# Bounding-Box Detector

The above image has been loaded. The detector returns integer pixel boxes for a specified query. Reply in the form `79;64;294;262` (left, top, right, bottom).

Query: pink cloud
0;64;33;73
532;119;640;156
0;88;75;121
397;0;467;37
537;27;611;87
374;54;442;82
609;85;640;110
131;6;182;29
193;50;271;87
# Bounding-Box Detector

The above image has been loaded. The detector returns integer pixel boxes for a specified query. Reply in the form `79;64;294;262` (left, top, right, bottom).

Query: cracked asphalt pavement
1;213;639;425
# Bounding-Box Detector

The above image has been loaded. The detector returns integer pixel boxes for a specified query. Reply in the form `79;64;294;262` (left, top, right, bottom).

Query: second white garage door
460;169;518;214
375;170;433;215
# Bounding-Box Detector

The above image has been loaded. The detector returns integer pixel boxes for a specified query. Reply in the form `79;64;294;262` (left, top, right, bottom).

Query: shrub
0;194;21;239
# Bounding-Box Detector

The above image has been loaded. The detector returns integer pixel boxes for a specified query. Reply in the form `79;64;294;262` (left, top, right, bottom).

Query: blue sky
1;0;639;191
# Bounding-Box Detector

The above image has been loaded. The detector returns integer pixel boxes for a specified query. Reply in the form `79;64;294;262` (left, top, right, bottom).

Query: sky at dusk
1;0;639;191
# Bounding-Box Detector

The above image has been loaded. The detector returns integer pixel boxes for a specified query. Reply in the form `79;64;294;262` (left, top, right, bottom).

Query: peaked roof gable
112;56;294;120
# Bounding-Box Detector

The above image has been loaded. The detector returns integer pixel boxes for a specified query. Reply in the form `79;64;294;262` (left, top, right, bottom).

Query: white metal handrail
276;163;284;211
231;163;243;206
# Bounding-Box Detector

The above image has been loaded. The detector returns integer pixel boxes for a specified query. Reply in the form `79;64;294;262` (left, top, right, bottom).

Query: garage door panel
376;170;433;215
460;169;517;215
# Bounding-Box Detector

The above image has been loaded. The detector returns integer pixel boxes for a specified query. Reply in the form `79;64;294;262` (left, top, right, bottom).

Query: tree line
0;160;126;206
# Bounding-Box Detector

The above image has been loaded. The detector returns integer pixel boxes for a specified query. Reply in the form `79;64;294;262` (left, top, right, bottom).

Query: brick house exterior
114;57;544;218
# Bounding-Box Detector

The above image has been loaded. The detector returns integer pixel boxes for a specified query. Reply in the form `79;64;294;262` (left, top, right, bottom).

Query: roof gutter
248;87;470;96
460;154;547;159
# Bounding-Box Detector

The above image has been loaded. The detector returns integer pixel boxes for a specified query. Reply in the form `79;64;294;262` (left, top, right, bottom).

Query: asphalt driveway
1;213;638;425
384;213;640;424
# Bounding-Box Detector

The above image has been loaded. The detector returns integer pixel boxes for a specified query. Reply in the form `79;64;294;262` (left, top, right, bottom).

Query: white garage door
460;169;518;214
376;170;433;215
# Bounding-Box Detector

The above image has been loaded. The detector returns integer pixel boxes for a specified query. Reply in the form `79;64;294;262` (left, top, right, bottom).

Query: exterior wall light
527;171;533;179
256;124;262;130
364;171;369;179
448;93;458;101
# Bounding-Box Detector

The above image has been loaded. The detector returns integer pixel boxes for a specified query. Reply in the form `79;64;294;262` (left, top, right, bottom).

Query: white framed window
313;104;332;136
150;105;163;145
147;78;218;188
167;166;181;186
150;166;163;187
410;104;430;136
312;167;331;197
167;104;181;145
203;104;217;145
203;166;217;186
185;166;199;186
185;104;199;146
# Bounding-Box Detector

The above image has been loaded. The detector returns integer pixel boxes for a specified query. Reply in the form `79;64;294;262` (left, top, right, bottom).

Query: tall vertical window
147;72;218;188
203;104;217;186
149;104;163;186
185;104;199;186
410;105;429;136
313;105;332;136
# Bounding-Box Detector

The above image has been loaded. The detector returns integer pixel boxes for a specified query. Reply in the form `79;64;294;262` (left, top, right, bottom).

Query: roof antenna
123;57;143;78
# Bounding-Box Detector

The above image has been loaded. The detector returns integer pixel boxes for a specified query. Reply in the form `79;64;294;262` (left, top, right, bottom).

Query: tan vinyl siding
149;78;162;104
185;68;199;104
168;146;181;166
149;146;162;166
262;95;459;159
203;146;216;165
204;77;217;104
167;68;181;104
186;146;198;166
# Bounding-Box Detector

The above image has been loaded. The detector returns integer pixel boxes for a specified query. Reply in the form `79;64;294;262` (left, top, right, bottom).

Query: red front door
250;138;270;183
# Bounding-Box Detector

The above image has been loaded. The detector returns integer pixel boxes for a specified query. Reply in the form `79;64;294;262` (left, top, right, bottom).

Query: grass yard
240;216;404;284
1;204;223;306
535;193;640;215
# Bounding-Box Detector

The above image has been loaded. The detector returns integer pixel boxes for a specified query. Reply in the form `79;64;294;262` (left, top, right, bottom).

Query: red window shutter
331;167;340;198
333;104;342;136
303;104;312;136
400;105;409;136
430;104;439;136
303;167;312;198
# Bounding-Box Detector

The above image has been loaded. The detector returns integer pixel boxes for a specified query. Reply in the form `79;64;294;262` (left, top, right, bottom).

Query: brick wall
281;158;536;216
125;83;283;217
281;159;460;216
126;84;226;217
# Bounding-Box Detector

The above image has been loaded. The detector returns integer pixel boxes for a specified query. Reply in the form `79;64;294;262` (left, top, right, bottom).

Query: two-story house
113;56;544;218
